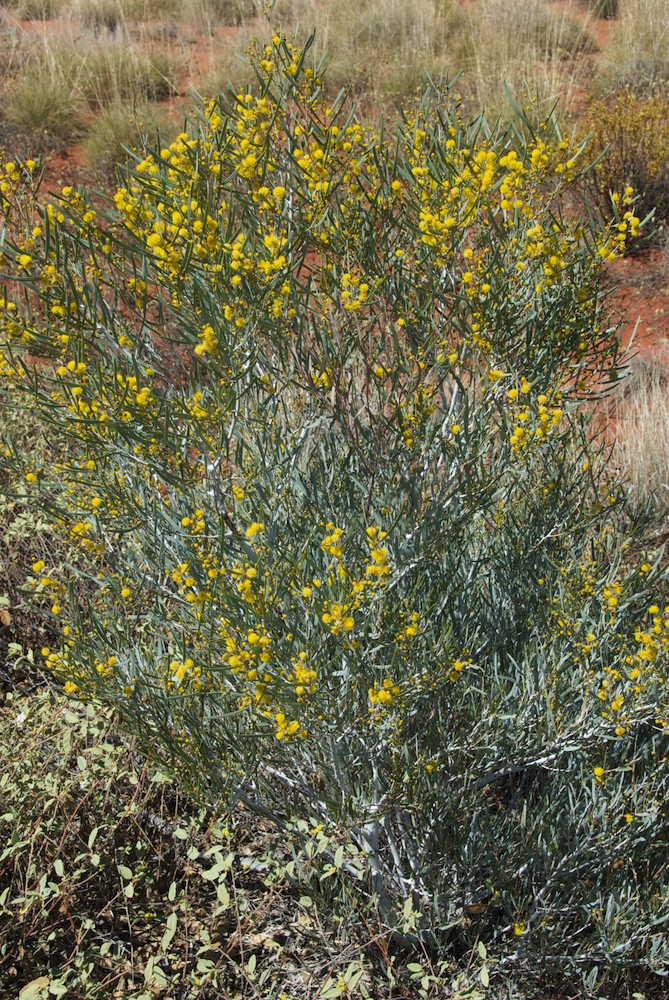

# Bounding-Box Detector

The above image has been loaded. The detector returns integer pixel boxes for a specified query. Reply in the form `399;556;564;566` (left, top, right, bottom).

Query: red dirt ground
610;249;669;362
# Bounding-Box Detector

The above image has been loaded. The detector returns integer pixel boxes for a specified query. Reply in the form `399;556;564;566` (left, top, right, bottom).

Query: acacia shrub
1;37;668;979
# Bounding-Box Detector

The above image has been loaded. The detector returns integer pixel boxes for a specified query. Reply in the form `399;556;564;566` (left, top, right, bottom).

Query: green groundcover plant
1;33;668;986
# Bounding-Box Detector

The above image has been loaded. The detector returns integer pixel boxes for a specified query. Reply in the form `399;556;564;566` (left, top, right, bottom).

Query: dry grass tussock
612;349;669;507
596;0;669;93
457;0;594;118
1;29;175;146
83;101;171;173
229;0;593;110
0;0;257;131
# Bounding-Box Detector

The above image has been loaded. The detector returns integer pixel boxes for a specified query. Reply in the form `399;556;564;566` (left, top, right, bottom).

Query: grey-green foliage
1;38;668;986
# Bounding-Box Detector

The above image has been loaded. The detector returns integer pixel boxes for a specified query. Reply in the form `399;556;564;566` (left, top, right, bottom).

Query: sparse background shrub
584;93;669;239
1;26;668;1000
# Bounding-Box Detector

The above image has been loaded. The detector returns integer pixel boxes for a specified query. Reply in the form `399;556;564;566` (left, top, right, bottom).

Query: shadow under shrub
0;35;667;994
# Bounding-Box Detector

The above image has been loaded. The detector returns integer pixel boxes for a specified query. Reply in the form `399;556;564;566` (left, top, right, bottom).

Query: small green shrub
585;93;669;235
1;35;667;990
83;102;169;174
75;45;175;107
6;70;81;144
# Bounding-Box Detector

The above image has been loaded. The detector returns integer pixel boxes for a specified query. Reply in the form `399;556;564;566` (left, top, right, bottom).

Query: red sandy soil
611;249;669;362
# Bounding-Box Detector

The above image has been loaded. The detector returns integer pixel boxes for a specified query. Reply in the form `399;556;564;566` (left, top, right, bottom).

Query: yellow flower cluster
369;677;401;709
2;33;659;786
507;382;563;456
395;611;421;644
321;600;356;635
596;602;669;735
549;561;668;738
